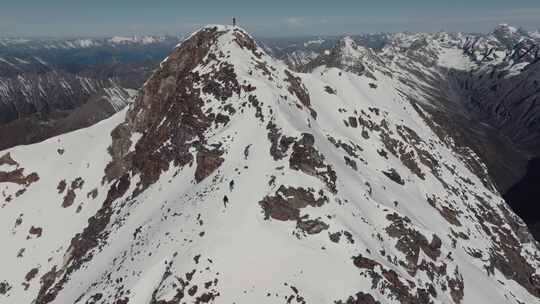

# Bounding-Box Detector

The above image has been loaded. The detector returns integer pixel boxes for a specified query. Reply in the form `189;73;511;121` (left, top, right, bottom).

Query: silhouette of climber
223;195;229;207
233;18;236;27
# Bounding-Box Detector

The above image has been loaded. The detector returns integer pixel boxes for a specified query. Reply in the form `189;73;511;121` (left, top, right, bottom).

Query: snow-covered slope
1;25;539;304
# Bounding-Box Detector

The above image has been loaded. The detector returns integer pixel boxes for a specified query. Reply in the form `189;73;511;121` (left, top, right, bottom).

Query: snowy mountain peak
341;36;356;47
107;24;307;189
337;36;372;60
305;36;380;77
108;36;163;44
492;23;530;48
494;23;518;34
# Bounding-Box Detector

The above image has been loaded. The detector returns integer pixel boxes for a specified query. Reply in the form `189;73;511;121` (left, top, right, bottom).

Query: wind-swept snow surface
1;25;539;304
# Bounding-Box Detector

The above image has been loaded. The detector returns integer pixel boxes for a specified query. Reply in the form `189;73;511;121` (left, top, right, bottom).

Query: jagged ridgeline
0;25;539;304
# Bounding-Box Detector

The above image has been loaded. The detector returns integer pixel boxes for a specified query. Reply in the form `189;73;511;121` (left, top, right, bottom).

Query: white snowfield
0;25;539;304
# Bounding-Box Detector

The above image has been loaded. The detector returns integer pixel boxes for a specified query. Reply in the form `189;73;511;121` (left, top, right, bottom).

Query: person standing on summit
233;18;236;27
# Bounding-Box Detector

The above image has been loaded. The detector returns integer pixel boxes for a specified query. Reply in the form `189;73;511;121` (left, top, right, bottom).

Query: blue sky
1;0;540;37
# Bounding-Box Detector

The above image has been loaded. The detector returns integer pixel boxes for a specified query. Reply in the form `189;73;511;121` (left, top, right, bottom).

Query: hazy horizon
1;0;540;38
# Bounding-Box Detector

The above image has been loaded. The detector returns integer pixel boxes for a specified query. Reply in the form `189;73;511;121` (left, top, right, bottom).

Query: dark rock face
267;122;295;161
504;157;540;240
0;152;40;205
28;226;43;238
452;60;540;153
441;37;540;239
259;185;327;221
284;70;316;118
289;133;337;193
105;26;229;188
0;281;12;295
466;194;540;298
385;213;442;275
350;254;460;304
382;169;405;185
195;148;224;183
336;292;380;304
259;185;329;236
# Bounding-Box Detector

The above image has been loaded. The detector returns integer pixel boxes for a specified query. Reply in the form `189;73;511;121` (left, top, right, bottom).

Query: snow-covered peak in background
304;35;382;78
0;24;539;304
493;23;524;47
340;36;369;59
494;23;519;34
108;35;167;45
303;38;325;47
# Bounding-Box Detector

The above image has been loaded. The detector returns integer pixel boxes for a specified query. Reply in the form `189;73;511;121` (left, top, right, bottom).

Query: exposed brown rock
448;267;464;304
194;148;224;183
296;219;329;235
259;185;327;221
290;133;337;192
62;190;76;208
284;70;316;118
327;136;362;158
0;168;39;186
427;195;462;226
337;292;380;304
60;177;85;208
352;255;434;304
385;213;442;275
57;180;66;193
267;122;295;161
105;26;231;190
28;226;42;238
233;30;263;58
0;153;18;167
25;268;39;282
202;62;240;101
70;177;84;190
380;128;425;181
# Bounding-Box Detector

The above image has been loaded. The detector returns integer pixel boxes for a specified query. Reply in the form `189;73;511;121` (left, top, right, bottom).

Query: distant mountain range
0;35;181;150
